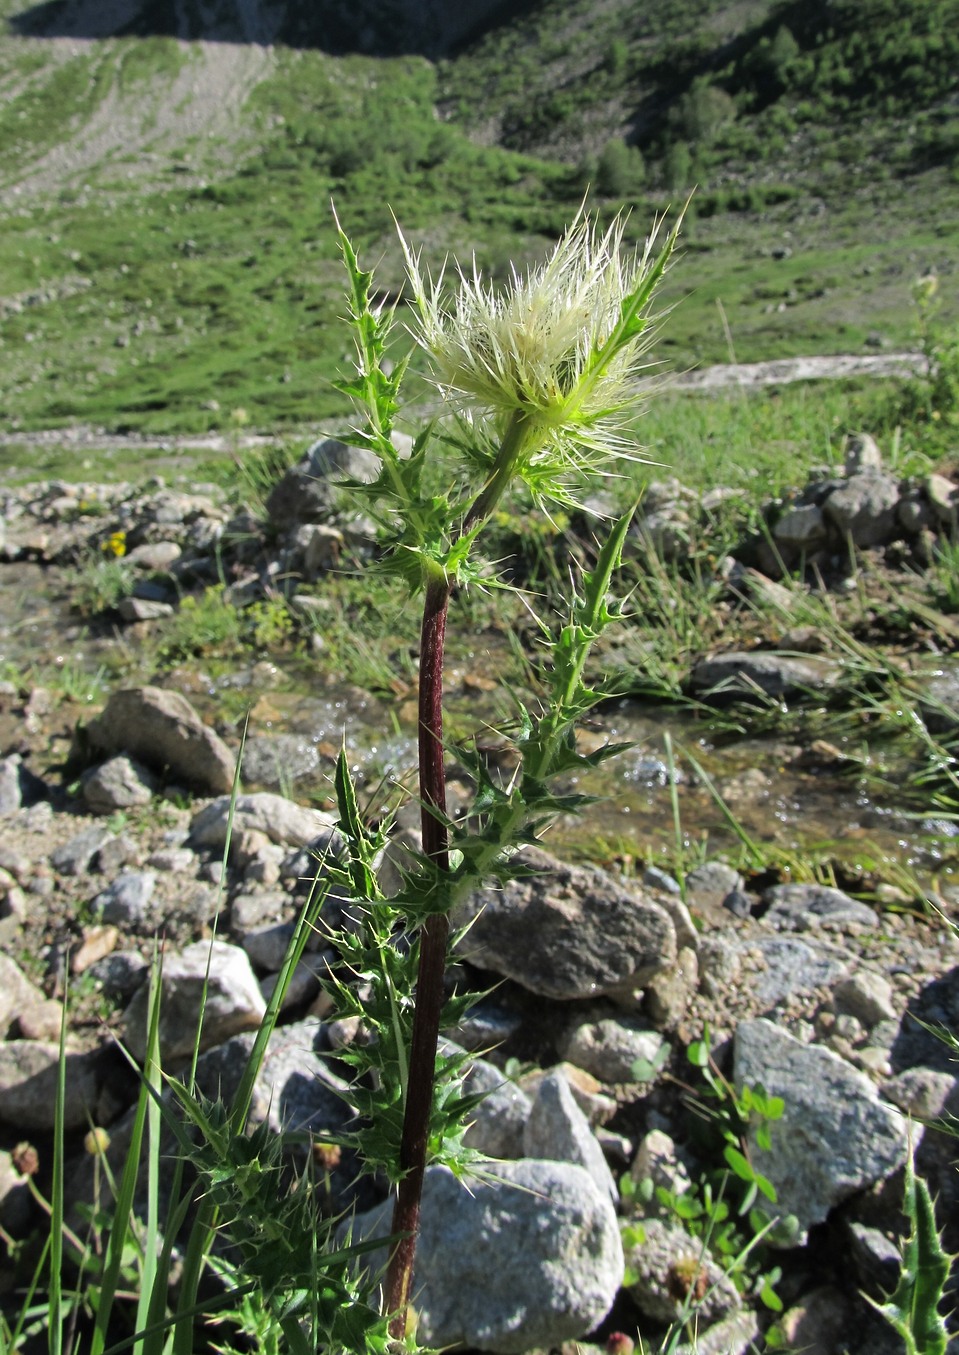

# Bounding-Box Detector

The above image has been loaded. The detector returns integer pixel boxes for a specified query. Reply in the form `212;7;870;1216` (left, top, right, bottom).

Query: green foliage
670;80;737;146
662;140;693;192
596;137;645;196
622;1030;788;1315
0;0;958;443
684;1030;785;1221
156;584;244;661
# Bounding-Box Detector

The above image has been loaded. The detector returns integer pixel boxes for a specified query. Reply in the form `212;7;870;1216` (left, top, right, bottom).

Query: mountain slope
0;0;956;437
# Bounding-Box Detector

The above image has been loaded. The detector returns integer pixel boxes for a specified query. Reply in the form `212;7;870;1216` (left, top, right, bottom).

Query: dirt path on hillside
0;353;927;457
669;351;925;390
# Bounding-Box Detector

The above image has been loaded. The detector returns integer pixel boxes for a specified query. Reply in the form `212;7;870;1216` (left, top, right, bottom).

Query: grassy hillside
0;0;956;437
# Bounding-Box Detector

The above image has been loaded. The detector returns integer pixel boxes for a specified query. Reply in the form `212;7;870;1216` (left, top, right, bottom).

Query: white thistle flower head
399;207;681;510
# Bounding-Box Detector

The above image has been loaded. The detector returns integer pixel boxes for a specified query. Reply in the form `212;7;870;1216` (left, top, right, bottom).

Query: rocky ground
1;433;958;1353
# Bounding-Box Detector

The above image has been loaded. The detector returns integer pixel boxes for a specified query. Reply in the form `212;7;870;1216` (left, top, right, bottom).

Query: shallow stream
0;560;954;892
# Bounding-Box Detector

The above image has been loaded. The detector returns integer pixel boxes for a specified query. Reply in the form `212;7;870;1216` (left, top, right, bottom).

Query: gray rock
96;832;142;875
642;864;681;895
86;686;235;794
833;971;897;1026
773;503;828;549
629;1128;693;1202
674;1309;761;1355
918;662;959;734
146;846;197;873
460;1057;532;1160
560;1017;666;1084
0;1041;101;1131
698;935;742;997
691;651;841;701
925;472;959;531
230;890;292;933
748;936;848;1007
446;1001;524;1052
131;577;176;603
242;921;296;972
351;1160;623;1353
196;1018;351;1137
190;792;340;851
685;861;745;913
125;540;182;569
94;870;157;927
86;950;149;999
0;756;22;815
845;1220;901;1290
0;954;50;1038
51;824;114;875
637;508;691;561
259;954;328;1011
733;1018;909;1236
624;1216;740;1323
523;1070;618;1203
453;847;676;1001
0;1149;32;1235
822;470;901;547
897;487;935;535
265;438;379;528
730;566;798;611
880;1067;959;1120
646;946;699;1029
303;524;345;576
82;755;158;812
116;597;175;622
763;883;878;932
122;939;266;1063
843;432;883;474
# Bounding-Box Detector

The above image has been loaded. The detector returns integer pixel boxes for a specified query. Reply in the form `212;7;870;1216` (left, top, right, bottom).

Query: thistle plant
330;204;682;1339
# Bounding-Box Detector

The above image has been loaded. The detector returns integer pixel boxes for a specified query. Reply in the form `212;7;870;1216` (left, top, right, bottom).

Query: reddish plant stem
384;569;453;1336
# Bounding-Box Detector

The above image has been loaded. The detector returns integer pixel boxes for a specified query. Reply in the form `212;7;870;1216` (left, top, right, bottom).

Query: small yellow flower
399;206;681;512
102;530;126;558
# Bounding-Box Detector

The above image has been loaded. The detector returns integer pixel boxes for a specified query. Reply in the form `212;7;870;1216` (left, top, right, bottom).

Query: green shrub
596;136;646;196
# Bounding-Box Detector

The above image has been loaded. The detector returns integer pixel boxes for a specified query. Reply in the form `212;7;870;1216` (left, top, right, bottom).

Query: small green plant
156;583;244;660
684;1027;784;1218
68;556;136;617
624;1027;788;1320
247;593;296;650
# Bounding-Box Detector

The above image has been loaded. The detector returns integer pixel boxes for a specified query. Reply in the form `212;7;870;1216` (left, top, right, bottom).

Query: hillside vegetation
0;0;956;436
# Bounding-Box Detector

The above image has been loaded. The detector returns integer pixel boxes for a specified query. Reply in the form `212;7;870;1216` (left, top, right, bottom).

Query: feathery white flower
399;208;680;509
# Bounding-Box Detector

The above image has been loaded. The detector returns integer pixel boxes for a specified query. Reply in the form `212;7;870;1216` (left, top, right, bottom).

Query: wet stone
691;651;842;701
240;734;324;789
